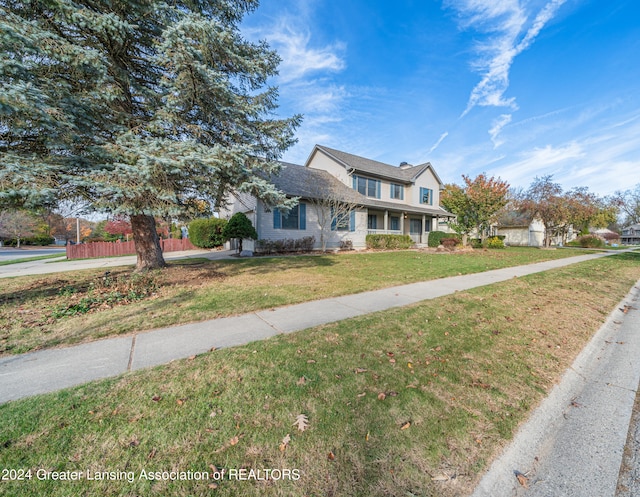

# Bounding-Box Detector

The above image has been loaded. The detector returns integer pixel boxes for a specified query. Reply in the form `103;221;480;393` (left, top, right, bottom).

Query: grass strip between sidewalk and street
0;254;65;266
1;247;593;355
0;252;639;497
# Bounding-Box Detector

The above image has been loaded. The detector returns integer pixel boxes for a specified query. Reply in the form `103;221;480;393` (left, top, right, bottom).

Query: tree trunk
131;214;166;271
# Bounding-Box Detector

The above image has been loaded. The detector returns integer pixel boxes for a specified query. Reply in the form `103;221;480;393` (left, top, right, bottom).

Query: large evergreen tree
0;0;301;270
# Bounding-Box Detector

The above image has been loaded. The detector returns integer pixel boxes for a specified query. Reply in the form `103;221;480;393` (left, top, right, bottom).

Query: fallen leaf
515;471;528;488
431;473;450;482
279;434;291;452
365;431;370;441
407;362;413;368
296;376;306;386
152;395;162;402
357;392;366;398
293;414;309;432
147;448;157;459
307;359;316;364
377;392;386;401
389;358;396;364
208;483;218;489
327;451;335;461
176;398;186;406
229;436;239;446
355;367;367;374
400;421;411;430
188;355;196;360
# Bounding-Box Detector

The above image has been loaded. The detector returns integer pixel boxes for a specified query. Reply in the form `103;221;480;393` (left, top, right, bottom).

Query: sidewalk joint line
253;312;284;334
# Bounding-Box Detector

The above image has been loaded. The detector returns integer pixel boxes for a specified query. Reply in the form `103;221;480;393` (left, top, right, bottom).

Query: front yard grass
0;252;639;497
1;247;591;356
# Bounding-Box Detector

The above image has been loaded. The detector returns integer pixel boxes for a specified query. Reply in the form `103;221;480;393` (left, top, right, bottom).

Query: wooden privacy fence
66;238;197;260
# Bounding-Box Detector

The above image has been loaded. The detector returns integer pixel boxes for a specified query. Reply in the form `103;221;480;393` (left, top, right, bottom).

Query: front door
409;219;422;243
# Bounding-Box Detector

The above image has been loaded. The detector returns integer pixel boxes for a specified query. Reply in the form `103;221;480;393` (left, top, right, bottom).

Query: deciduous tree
441;174;510;245
519;176;567;248
0;210;37;247
0;0;301;270
611;184;640;226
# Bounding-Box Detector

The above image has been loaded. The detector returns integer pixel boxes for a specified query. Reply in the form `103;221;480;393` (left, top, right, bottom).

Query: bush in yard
222;213;258;253
441;237;461;249
188;218;227;248
428;231;460;247
255;236;315;254
366;234;413;250
486;236;506;249
577;234;605;248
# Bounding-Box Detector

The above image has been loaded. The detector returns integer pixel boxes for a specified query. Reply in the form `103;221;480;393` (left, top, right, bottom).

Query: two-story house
621;224;640;245
222;144;453;251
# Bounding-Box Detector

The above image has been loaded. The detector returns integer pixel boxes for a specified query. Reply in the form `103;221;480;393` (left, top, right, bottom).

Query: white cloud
261;20;346;84
448;0;568;116
489;113;512;148
429;132;449;153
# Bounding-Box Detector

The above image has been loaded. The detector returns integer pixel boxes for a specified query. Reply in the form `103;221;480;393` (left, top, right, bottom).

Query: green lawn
1;247;593;355
1;252;639;497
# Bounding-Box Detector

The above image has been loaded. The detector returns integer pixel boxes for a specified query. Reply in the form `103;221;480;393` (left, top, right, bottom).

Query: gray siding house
222;145;453;251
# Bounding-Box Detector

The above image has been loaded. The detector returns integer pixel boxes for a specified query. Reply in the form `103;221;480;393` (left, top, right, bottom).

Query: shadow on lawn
222;252;337;275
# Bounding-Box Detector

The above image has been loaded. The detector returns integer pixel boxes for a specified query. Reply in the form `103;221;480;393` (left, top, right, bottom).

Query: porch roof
364;198;453;217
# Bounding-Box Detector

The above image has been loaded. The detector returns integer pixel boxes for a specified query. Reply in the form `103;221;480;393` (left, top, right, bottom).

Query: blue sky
242;0;640;196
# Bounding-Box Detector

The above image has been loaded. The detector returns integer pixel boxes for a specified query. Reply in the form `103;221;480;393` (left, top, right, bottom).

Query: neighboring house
495;210;582;247
590;228;620;245
221;144;453;251
495;211;545;247
621;224;640;245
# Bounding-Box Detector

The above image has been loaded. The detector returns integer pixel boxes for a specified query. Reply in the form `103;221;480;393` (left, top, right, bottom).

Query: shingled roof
309;145;443;186
268;162;365;203
269;162;452;217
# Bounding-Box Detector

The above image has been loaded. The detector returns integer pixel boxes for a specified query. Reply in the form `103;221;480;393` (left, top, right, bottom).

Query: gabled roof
496;210;534;228
268;162;365;203
307;145;444;186
270;162;452;217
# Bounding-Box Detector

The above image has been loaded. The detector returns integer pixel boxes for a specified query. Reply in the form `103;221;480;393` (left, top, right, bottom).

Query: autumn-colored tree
519;176;569;247
566;187;617;235
104;218;133;240
441;173;510;245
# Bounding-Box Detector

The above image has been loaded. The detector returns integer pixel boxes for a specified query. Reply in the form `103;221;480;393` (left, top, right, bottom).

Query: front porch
366;209;440;244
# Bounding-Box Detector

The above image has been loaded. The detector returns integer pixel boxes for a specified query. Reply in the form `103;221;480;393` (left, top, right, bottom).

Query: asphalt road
0;247;67;262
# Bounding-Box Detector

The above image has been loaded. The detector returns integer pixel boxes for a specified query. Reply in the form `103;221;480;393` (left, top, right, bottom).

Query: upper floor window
353;175;381;198
420;187;433;205
390;183;404;200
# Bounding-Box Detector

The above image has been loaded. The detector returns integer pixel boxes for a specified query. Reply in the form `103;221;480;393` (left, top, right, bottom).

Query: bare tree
611;184;640;226
307;183;362;252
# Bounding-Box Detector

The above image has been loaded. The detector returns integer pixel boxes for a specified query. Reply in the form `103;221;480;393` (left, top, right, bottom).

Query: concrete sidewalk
0;252;610;403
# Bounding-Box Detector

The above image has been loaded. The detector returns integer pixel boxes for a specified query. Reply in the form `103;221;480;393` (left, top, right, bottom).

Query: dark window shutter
273;208;281;229
299;203;306;230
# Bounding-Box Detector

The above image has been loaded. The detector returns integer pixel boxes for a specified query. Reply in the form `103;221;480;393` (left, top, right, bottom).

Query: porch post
384;210;389;232
422;215;426;244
